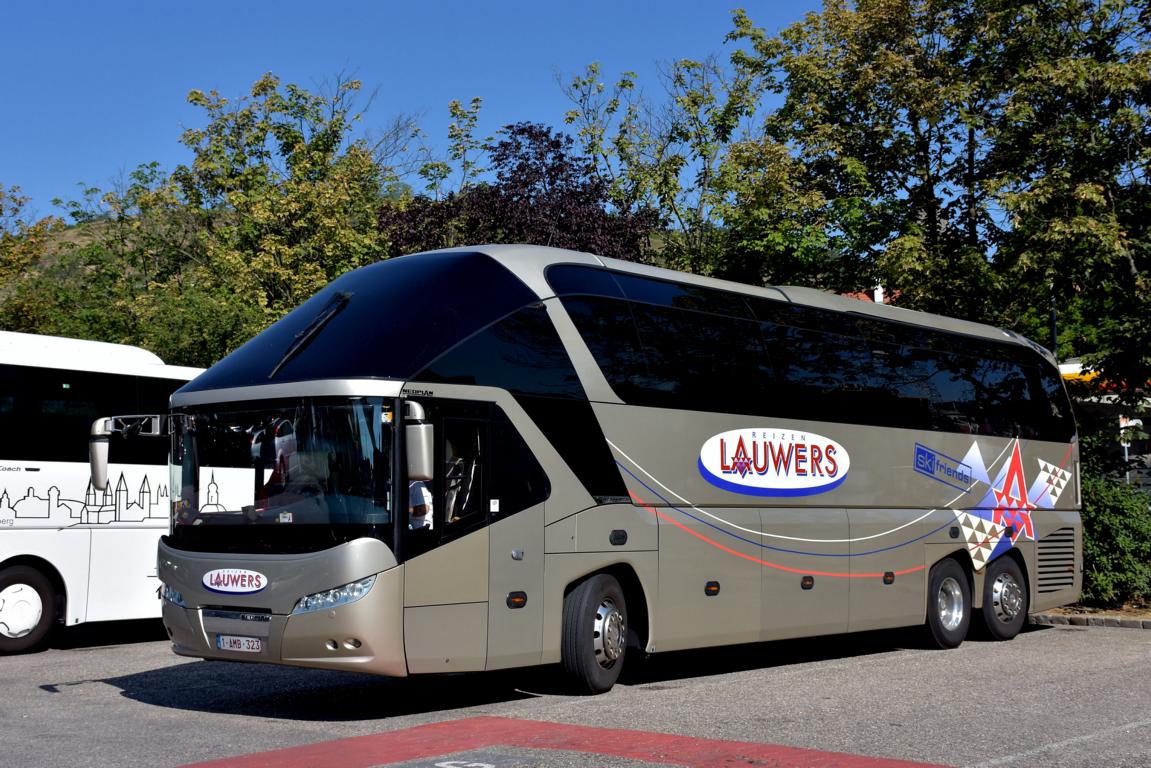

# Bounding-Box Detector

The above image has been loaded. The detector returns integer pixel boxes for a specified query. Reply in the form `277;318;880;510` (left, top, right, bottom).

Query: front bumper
163;565;407;676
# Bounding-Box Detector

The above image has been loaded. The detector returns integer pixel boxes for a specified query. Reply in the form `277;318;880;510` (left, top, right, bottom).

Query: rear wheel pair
925;556;1028;648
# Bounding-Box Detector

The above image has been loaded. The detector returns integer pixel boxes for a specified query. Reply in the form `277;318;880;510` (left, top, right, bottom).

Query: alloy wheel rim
991;572;1024;624
592;597;626;669
937;576;964;632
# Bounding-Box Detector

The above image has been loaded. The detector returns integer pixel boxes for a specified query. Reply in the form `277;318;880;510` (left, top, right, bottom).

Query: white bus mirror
89;418;112;491
406;423;434;482
88;415;167;491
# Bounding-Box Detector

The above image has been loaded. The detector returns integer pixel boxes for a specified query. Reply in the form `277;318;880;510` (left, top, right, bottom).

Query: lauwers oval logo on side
202;568;267;594
698;428;851;496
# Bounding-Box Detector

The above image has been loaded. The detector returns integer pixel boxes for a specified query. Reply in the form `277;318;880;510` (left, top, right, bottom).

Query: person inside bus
409;480;433;529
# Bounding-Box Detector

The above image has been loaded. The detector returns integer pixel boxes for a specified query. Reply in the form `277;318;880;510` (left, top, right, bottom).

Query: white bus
0;332;200;652
92;246;1081;692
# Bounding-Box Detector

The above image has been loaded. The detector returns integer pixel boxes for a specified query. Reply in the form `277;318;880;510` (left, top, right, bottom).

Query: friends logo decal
698;428;850;496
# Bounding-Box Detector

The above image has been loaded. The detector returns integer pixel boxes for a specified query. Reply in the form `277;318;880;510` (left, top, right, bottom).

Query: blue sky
1;1;818;219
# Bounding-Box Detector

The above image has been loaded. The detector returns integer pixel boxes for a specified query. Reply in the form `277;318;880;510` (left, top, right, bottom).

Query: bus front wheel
0;565;57;654
562;574;628;694
980;556;1028;641
925;558;970;649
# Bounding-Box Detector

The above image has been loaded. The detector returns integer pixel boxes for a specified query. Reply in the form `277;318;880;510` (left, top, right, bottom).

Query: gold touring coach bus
91;246;1081;693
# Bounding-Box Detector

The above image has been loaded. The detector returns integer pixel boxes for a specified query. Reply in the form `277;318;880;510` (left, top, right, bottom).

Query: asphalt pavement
2;619;1149;768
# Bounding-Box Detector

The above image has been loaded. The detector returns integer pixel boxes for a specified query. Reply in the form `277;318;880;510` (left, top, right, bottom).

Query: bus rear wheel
980;556;1028;641
562;574;627;694
0;565;57;654
925;558;970;649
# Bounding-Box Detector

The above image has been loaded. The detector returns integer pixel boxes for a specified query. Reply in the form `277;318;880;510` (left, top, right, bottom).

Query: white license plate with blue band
216;634;262;653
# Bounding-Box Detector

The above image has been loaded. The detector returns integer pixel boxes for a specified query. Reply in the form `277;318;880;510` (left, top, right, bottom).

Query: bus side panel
404;603;487;673
541;551;657;663
403;528;489;607
657;508;761;652
847;508;939;632
1031;509;1083;613
486;504;545;670
0;528;92;626
403;529;490;673
86;527;164;623
761;508;849;641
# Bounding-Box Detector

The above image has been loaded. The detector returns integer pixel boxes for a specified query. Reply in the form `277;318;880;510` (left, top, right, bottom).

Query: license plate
216;634;262;653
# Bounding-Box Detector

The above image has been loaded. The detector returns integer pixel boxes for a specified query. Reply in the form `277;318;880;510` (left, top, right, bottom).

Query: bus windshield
167;398;395;554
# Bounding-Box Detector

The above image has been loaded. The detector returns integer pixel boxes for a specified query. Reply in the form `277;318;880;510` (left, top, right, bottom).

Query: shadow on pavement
90;623;1056;721
50;618;168;651
99;660;537;721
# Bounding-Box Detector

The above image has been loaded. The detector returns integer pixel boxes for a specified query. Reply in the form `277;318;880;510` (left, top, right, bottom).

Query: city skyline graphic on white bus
0;470;168;528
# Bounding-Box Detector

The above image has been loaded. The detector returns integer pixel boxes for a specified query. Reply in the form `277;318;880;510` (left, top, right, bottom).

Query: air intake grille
1037;527;1077;593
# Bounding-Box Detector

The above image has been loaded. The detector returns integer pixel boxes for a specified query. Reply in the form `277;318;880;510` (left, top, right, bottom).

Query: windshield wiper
268;291;352;380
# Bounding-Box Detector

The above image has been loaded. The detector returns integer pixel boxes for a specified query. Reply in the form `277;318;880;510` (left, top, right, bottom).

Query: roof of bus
0;331;203;380
446;244;1046;358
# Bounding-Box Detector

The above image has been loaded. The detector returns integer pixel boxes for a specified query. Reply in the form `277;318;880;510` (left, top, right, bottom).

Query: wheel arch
564;563;651;654
933;548;975;590
0;555;66;625
971;546;1030;610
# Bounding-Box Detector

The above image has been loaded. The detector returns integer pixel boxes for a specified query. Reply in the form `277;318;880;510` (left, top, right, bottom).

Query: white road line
966;717;1151;767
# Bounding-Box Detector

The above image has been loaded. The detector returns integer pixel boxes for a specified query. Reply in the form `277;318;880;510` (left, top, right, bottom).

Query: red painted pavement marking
179;715;952;768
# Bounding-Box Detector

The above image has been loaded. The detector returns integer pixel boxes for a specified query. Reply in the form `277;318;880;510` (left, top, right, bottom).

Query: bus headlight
160;583;187;607
291;575;376;615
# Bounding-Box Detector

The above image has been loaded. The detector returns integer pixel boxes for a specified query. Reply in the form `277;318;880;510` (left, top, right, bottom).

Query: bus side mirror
406;423;434;481
89;418;112;491
403;400;433;481
89;415;166;491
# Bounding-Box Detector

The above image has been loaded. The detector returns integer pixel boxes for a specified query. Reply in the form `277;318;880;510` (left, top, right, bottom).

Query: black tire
924;558;970;649
0;565;57;654
980;556;1029;641
561;574;627;694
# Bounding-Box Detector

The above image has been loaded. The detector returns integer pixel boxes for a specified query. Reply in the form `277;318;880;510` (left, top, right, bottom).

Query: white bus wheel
981;556;1028;641
561;573;628;694
925;558;970;649
0;566;57;654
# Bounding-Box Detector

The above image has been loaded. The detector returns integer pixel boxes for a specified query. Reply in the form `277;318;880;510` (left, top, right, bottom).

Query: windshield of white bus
167;398;394;553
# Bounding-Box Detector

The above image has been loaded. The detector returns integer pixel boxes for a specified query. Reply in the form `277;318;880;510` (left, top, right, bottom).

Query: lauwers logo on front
202;568;267;594
698;428;850;497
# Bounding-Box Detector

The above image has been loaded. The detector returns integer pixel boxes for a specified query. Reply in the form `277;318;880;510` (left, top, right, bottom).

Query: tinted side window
490;409;550;520
515;396;629;500
417;304;585;399
558;296;649;402
562;284;1073;440
185;250;539;391
0;365;181;463
760;316;881;425
628;302;770;410
401;400;552;562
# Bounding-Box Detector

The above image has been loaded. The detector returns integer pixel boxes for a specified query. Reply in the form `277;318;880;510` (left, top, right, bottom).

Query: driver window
403;403;489;558
443;418;485;527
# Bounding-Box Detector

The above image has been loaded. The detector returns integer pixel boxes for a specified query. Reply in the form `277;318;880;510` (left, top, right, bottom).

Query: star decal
992;441;1035;542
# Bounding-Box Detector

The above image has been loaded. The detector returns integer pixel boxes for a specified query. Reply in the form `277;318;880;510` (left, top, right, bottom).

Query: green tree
727;1;1001;307
562;57;765;273
170;73;394;339
4;74;416;368
985;0;1151;401
379;122;657;260
0;184;74;334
